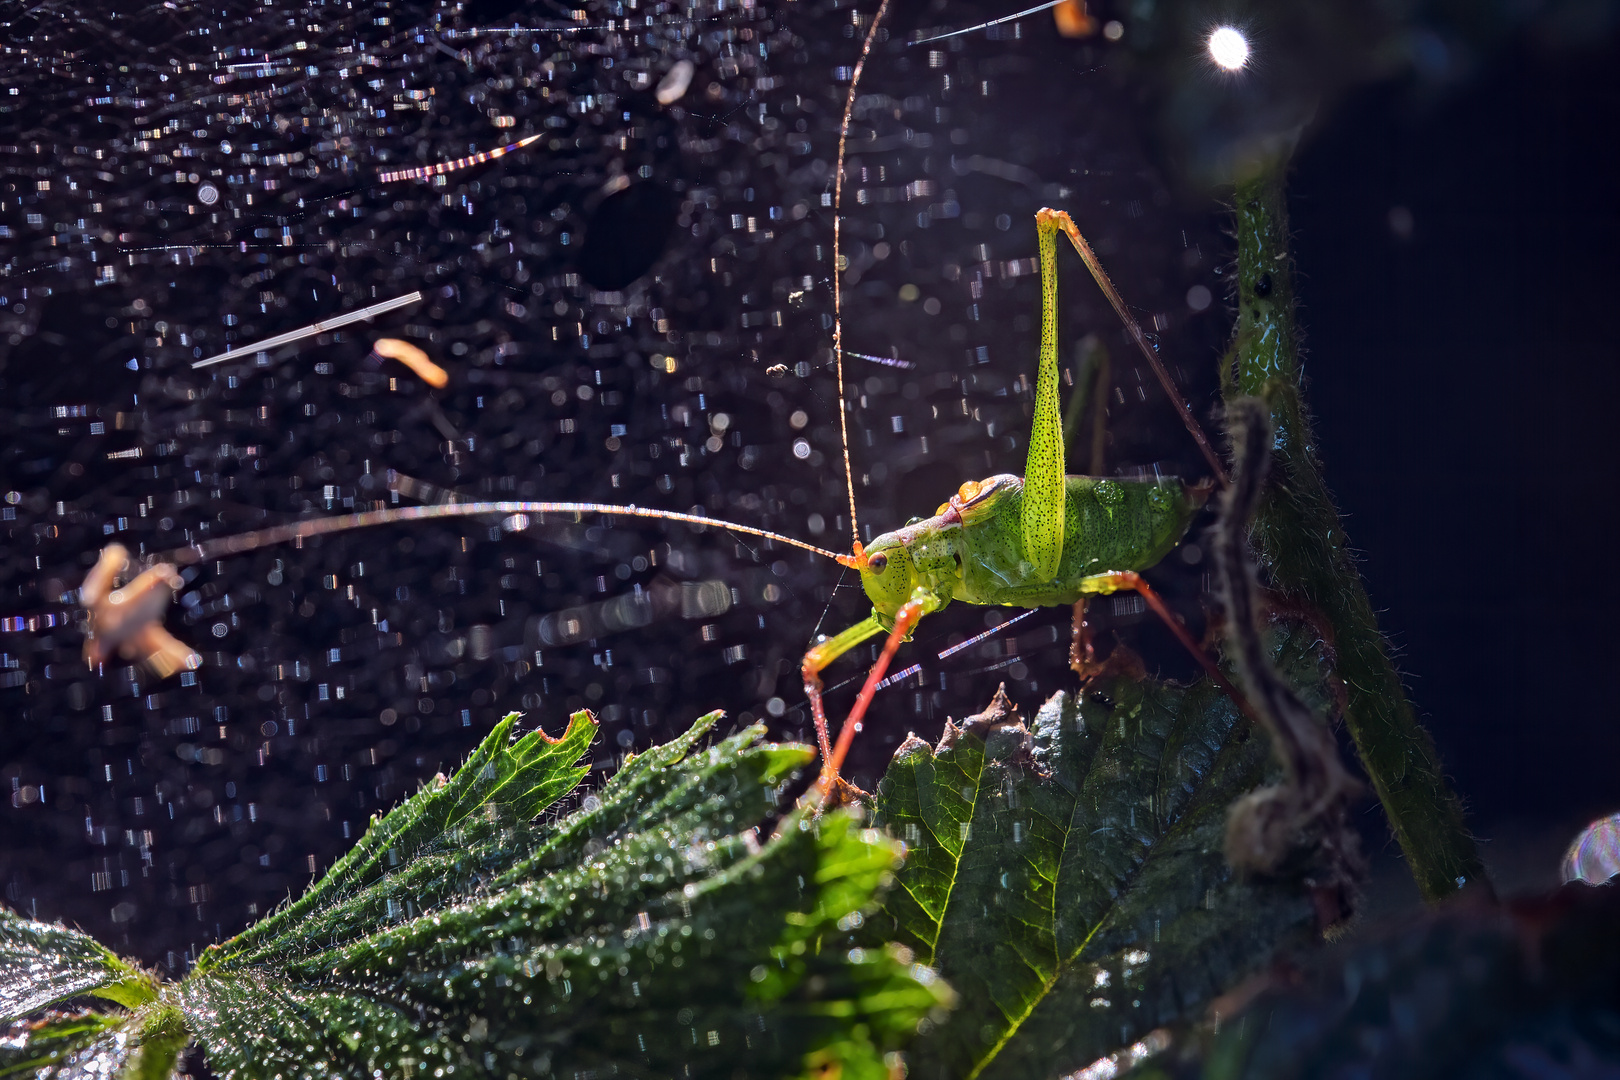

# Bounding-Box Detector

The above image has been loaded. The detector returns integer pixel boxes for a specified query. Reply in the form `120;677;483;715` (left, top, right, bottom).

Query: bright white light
1207;26;1250;71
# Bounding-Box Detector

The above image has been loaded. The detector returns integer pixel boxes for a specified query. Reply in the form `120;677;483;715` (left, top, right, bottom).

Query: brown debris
80;543;201;679
927;685;1040;775
1069;596;1149;687
817;774;869;813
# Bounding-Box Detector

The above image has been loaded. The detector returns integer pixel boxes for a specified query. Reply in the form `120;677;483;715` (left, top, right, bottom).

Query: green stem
1062;334;1110;476
1222;163;1486;901
127;999;188;1080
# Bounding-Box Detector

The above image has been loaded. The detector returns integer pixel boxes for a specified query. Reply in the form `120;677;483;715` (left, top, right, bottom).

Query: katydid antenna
157;502;845;567
831;0;894;552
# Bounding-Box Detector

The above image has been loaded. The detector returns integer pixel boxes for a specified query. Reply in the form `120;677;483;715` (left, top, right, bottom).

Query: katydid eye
868;553;888;574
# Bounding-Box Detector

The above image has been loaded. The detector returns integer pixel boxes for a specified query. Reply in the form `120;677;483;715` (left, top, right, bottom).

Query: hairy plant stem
1221;163;1487;901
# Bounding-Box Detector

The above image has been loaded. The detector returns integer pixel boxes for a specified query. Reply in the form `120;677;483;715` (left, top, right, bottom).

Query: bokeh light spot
1563;812;1620;885
1208;27;1250;71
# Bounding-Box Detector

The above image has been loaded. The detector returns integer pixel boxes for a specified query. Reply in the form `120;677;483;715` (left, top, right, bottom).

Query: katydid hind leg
1022;210;1072;582
1061;333;1111;476
1042;208;1229;485
1078;570;1257;722
1086;339;1110;475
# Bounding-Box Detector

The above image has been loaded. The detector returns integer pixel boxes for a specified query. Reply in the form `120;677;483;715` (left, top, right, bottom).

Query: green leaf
873;631;1332;1080
0;908;154;1022
0;1011;131;1078
177;976;476;1078
201;709;596;971
0;1003;186;1080
124;1015;187;1080
182;710;949;1079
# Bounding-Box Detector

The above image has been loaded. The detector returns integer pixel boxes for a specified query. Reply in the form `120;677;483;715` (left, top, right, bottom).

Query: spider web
0;0;1229;964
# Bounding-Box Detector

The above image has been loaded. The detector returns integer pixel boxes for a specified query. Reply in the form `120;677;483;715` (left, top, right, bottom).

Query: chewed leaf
874;628;1334;1080
182;712;948;1079
0;908;155;1022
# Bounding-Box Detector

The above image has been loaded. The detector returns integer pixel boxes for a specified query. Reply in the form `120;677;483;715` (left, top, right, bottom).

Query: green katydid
77;0;1242;805
798;205;1245;797
82;205;1238;803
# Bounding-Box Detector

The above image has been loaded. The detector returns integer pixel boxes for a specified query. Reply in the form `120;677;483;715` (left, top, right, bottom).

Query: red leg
825;598;926;781
1069;596;1147;686
800;615;886;785
1069;596;1128;683
800;664;837;772
1069;597;1094;677
1081;571;1259;724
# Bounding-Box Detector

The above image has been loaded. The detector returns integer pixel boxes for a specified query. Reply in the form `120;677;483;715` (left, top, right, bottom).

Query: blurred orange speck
1054;0;1097;38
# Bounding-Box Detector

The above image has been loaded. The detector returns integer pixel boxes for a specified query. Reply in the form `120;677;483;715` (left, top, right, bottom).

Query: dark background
0;0;1614;963
1291;36;1620;898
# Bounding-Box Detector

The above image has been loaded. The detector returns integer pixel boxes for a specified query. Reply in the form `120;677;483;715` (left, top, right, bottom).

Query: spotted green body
854;472;1205;627
803;208;1216;784
841;207;1209;631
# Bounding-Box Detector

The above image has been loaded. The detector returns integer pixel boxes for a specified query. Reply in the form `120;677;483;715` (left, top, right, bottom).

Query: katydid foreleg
800;589;943;792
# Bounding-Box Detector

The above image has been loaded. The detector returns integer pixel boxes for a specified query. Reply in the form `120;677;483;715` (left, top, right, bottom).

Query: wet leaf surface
179;710;946;1078
2;711;947;1078
872;630;1333;1080
0;909;151;1022
0;1011;133;1078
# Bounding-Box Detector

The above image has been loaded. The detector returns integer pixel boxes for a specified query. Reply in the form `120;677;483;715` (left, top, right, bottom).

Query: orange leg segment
799;594;935;801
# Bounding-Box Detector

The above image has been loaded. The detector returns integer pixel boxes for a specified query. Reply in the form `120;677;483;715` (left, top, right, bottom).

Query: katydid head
837;537;916;623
